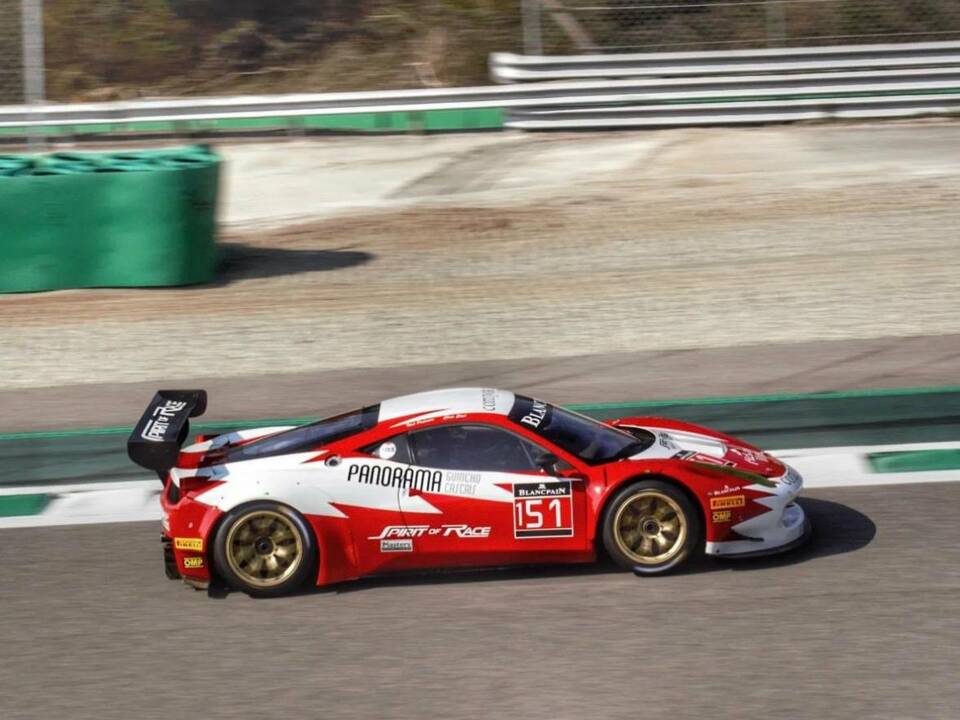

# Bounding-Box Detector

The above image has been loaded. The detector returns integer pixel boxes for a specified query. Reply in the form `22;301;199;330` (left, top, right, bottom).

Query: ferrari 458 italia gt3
128;387;810;596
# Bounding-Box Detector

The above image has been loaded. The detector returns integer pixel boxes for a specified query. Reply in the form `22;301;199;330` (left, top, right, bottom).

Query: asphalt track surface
0;482;956;719
1;338;959;719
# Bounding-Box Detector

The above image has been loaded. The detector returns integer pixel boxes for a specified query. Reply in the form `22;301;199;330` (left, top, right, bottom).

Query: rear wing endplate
127;390;207;478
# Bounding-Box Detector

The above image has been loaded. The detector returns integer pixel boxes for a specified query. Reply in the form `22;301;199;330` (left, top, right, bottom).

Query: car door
338;433;431;574
385;422;589;569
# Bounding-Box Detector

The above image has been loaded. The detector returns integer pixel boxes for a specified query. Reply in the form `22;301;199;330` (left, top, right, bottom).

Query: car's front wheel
602;479;700;575
213;502;317;597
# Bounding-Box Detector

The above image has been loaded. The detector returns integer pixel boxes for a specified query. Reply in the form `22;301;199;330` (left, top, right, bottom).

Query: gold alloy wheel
612;490;687;566
224;510;304;588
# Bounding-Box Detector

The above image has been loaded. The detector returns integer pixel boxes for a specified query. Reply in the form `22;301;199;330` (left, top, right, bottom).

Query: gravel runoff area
1;121;958;394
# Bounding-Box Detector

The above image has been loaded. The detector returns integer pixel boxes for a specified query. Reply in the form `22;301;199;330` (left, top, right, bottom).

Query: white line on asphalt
0;442;957;529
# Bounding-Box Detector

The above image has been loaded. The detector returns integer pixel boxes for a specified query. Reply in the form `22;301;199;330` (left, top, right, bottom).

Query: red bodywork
162;407;790;588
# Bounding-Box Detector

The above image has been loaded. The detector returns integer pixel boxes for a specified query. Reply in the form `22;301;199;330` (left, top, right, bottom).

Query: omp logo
174;537;203;551
710;495;745;510
712;510;732;523
183;557;204;569
141;400;188;442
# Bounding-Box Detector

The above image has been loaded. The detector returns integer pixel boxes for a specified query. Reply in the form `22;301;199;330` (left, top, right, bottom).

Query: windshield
223;405;379;463
509;396;650;465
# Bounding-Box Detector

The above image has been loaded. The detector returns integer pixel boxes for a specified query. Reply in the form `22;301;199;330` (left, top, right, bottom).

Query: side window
362;434;413;464
408;424;545;473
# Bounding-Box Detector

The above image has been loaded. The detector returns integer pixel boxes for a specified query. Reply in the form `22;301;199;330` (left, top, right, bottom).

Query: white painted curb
1;442;957;530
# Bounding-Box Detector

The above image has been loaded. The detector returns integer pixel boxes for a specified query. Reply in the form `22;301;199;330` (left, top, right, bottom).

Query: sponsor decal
140;400;188;442
376;442;397;460
442;470;483;496
371;525;429;539
183;556;204;569
513;481;574;538
728;447;765;466
381;539;413;553
708;484;742;497
174;537;203;551
659;433;679;451
689;453;737;468
712;510;732;523
369;525;491;540
515;481;570;499
481;388;498;412
520;399;548;429
440;524;491;538
781;467;802;486
347;463;442;493
710;495;745;510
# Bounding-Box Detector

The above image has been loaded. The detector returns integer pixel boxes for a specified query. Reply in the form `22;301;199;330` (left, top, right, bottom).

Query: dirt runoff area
2;121;959;392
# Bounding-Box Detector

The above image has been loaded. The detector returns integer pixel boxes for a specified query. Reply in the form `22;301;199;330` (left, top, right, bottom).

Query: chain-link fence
6;0;960;105
527;0;960;54
38;0;524;102
0;0;25;103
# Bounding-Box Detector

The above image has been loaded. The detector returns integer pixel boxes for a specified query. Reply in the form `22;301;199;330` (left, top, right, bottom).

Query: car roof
378;387;516;423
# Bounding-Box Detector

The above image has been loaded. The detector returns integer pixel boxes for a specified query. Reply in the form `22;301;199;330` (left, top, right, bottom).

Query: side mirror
535;452;561;476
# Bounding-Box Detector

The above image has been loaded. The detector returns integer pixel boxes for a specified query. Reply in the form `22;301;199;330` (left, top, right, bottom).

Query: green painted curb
0;493;51;517
0;108;505;138
867;449;960;474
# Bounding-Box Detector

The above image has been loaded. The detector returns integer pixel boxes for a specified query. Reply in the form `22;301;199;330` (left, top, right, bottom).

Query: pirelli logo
174;537;204;552
710;495;745;510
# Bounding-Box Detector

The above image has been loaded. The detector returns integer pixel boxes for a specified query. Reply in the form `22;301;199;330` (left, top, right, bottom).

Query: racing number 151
515;497;563;529
513;486;574;539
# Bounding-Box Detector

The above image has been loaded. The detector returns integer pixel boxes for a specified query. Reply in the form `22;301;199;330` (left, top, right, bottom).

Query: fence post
20;0;45;147
765;0;787;47
522;0;544;55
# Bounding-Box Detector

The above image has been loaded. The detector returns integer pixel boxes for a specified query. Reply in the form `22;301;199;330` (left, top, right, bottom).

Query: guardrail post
522;0;544;55
20;0;45;148
765;0;787;47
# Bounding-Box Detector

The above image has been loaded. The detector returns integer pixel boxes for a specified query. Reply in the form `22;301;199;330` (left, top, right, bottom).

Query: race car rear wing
127;390;207;478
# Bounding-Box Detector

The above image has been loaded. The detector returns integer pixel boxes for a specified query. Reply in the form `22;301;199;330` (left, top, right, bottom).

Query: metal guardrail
1;43;958;136
2;69;959;127
491;41;960;129
507;94;960;130
490;41;960;82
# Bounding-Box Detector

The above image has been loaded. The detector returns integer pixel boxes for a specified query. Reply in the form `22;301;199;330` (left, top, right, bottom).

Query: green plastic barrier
0;145;220;292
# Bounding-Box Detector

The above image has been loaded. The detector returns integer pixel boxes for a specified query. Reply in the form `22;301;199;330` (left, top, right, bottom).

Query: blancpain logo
514;481;571;499
521;399;548;428
140;400;188;442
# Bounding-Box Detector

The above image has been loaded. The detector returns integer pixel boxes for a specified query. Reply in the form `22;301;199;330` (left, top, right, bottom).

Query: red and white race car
128;387;810;597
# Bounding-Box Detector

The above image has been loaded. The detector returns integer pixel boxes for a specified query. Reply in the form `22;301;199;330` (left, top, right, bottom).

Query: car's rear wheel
602;479;700;575
213;502;317;597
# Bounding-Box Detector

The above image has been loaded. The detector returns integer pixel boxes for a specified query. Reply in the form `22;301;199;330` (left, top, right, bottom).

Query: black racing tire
602;479;701;576
213;501;317;598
